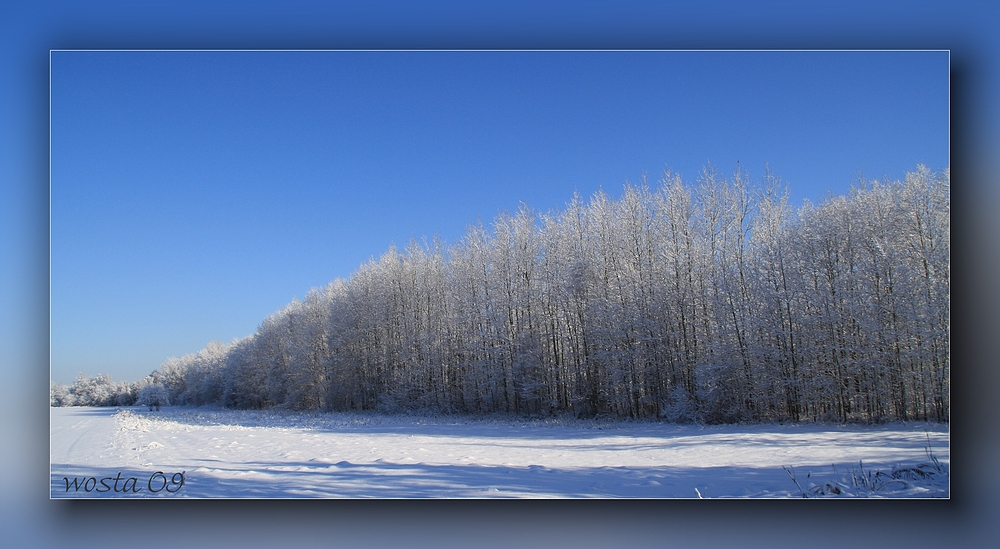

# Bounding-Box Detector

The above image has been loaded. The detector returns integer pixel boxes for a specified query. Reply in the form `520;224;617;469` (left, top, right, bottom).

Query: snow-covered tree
137;382;169;409
122;163;948;424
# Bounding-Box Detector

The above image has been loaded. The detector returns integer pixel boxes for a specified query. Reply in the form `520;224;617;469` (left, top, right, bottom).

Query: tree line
50;373;168;408
54;164;949;423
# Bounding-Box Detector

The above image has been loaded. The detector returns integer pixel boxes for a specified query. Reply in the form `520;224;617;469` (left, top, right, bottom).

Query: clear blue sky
49;50;948;384
3;0;999;545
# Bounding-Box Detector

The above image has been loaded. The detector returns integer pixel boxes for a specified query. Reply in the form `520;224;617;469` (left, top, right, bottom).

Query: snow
50;406;949;498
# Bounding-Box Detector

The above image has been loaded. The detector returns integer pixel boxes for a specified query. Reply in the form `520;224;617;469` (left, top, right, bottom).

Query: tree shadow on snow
121;407;950;444
76;459;938;499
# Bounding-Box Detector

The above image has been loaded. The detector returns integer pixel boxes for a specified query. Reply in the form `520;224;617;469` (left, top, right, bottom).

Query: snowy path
51;407;949;498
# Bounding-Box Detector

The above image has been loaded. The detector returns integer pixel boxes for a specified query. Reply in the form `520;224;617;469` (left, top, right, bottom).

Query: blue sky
49;50;948;384
1;0;997;545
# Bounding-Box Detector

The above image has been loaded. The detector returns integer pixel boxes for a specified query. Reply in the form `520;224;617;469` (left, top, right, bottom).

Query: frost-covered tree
50;373;136;407
137;382;169;409
125;163;948;424
50;381;73;407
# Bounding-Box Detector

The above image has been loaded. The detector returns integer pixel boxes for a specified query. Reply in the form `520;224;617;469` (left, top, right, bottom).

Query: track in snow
51;407;949;498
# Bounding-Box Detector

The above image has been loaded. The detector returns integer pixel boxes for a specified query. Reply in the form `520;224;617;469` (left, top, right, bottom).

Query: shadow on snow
52;460;804;498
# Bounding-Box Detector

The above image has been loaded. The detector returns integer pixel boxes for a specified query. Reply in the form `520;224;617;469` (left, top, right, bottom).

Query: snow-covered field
50;406;949;498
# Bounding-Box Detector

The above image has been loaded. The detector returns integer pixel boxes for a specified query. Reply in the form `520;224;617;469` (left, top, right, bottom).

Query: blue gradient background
2;1;996;547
